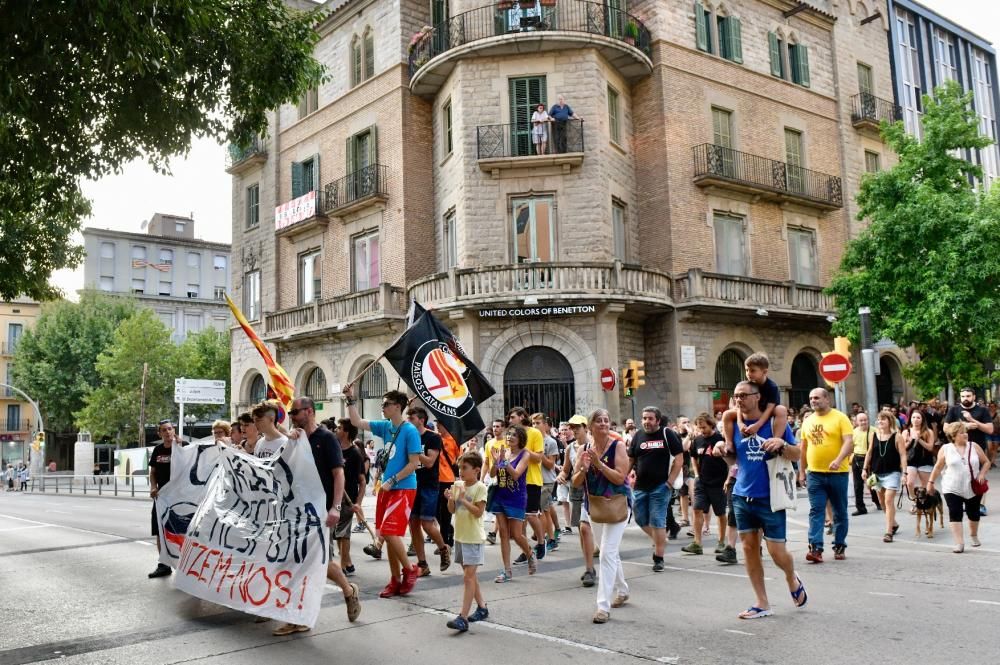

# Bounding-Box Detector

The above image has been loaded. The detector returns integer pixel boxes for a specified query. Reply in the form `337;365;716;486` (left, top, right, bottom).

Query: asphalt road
1;479;998;665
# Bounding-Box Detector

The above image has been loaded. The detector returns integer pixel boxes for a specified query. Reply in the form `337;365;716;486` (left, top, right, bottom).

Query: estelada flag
385;310;495;444
224;293;295;408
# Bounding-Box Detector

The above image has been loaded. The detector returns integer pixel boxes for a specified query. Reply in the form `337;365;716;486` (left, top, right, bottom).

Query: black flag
385;310;495;443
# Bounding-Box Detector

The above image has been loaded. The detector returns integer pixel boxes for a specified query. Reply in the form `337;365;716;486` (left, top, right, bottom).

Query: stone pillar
596;304;625;424
74;431;94;478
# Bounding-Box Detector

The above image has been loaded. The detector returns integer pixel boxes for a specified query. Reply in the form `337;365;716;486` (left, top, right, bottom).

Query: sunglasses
289;408;302;416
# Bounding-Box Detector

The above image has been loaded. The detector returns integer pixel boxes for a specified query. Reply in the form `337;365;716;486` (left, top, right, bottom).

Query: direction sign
599;368;616;392
819;353;852;384
174;378;227;404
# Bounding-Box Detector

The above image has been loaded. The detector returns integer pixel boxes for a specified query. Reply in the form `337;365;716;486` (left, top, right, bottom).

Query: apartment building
1;298;41;467
230;0;927;423
82;214;233;343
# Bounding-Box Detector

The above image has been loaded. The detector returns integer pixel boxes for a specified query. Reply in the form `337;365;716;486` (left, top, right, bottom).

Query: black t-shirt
628;428;684;491
757;377;781;412
309;427;344;511
945;404;992;447
341;444;366;504
150;442;183;488
694;432;728;487
417;430;442;489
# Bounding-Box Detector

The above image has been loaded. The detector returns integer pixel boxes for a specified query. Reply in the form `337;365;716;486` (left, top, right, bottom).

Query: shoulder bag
587;440;628;523
967;444;989;496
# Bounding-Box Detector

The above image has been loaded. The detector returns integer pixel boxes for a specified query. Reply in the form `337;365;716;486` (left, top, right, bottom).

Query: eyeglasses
289;408;302;416
733;393;758;400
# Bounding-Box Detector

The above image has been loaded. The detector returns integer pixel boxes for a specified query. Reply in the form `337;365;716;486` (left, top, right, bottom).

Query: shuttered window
789;43;810;87
246;184;259;228
363;28;374;80
768;32;784;78
607;85;621;145
346;126;378;175
695;2;711;53
857;63;874;95
864;150;881;173
785;128;804;193
291;154;320;199
713;213;746;276
509;76;546;157
718;16;742;63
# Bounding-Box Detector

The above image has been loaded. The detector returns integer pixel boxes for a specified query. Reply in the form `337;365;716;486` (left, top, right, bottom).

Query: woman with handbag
903;409;937;512
928;421;991;552
862;411;907;542
571;408;630;624
489;425;535;582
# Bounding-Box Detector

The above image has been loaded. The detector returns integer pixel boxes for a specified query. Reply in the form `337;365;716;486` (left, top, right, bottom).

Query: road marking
0;525;51;533
422;608;616;654
48;510;72;515
625;560;771;580
111;508;135;512
134;540;153;546
868;592;904;598
656;657;680;664
970;600;1000;606
724;629;755;636
0;512;135;540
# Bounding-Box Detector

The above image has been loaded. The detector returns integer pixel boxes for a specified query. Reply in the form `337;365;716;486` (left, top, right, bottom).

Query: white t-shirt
254;434;288;459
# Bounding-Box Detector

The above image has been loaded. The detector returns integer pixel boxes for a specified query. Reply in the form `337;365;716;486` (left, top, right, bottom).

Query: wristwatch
345;397;357;406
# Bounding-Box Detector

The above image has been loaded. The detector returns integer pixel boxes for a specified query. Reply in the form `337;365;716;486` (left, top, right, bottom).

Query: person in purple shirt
548;95;582;154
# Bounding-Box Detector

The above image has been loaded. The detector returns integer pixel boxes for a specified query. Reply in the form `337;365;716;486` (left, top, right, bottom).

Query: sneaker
446;615;469;632
378;578;401;598
851;510;868;516
534;543;546;560
652;556;665;572
468;606;489;622
486;532;497;545
545;539;558;552
806;547;824;564
363;544;382;560
716;546;737;565
527;552;537;575
440;545;452;572
352;521;367;533
562;526;573;535
399;565;418;595
714;541;726;555
494;569;512;583
980;505;988;516
417;561;431;577
147;563;172;579
513;553;529;566
581;569;596;587
345;583;361;622
407;543;416;557
344;565;356;577
833;545;846;561
681;542;703;555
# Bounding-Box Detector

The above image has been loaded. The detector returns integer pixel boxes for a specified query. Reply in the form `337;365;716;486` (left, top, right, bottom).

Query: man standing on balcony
548;95;581;154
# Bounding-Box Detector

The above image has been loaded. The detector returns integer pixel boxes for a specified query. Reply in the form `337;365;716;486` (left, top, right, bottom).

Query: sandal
738;606;773;619
679;520;691;527
892;523;900;535
494;569;512;583
791;576;807;608
883;533;894;543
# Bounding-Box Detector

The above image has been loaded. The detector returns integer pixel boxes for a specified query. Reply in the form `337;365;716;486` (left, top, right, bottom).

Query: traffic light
630;360;646;388
833;337;852;358
621;367;636;396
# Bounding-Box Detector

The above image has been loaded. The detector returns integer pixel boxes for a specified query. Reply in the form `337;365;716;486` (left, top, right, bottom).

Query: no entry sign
819;353;852;384
600;368;616;392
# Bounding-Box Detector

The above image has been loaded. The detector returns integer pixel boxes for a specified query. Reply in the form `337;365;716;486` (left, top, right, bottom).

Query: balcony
408;1;653;97
674;268;833;319
477;119;584;175
692;144;843;210
225;136;267;175
407;261;673;311
322;164;389;219
851;93;902;133
0;418;31;433
262;284;407;342
274;190;328;239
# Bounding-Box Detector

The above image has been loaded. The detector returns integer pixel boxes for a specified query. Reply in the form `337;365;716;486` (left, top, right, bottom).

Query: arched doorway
304;367;327;402
789;353;820;412
503;346;575;423
249;374;267;403
877;355;903;407
713;348;746;414
358;361;388;420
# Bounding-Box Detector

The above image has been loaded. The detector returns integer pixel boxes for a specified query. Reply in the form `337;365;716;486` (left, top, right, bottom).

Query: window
695;1;712;54
857;63;874;95
7;404;20;431
158;312;175;330
717;16;743;63
788;228;818;285
346;127;377;177
895;8;922;137
158;280;172;296
509;76;546;157
784;128;804;193
298;249;321;304
159;249;173;266
612;200;627;262
443;210;458;270
864;150;881;173
100;242;115;259
213;255;228;287
100;276;114;292
246;184;260;228
713;213;746;276
297;86;319;119
351;29;376;87
305;367;327;400
511;196;555;263
973;48;999;187
788;43;810;87
607;85;621;144
768;32;785;79
214;287;226;301
243;271;261;321
214;255;227;272
7;324;23;354
175;221;185;233
187;284;199;298
99;241;115;279
291;154;320;199
185;314;202;336
352;230;380;291
250;374;267;403
443;100;453;155
711;106;734;175
131;245;146;261
364;27;375;80
132;278;145;294
933;28;958;83
187;252;201;271
351;36;362;87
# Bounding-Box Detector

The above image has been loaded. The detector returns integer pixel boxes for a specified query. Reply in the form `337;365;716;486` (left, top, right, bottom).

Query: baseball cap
567;415;588;426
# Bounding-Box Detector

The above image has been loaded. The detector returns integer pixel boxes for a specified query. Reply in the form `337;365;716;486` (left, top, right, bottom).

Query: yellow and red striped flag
224;294;295;408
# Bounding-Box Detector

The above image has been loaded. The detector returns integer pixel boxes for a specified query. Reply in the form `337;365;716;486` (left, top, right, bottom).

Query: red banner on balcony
275;191;317;231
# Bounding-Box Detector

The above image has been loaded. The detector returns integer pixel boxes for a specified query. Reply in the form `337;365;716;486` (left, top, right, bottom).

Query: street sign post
819;353;852;384
174;378;227;441
600;368;617;392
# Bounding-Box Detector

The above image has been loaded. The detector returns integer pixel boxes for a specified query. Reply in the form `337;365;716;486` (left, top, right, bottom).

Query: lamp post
184;413;197;441
0;382;44;476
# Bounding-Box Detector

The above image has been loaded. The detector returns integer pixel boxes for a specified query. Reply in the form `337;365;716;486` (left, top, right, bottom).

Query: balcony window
132;278;145;294
99;276;114;292
243;270;261;321
298;249;321;304
159;280;172;296
246;184;260;229
784;128;804;194
788;227;818;286
7;324;23;354
509;76;546;157
712;107;734;175
864;150;881;173
857;62;874;95
443;210;458;270
291;154;320;200
713;213;746;276
717;16;742;64
297;86;319;120
612;200;627;262
512;196;555;263
608;85;621;145
353;230;380;291
347;127;377;178
187;284;199;298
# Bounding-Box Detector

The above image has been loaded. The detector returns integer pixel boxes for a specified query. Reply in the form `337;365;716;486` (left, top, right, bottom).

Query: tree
10;293;137;433
178;328;231;420
828;80;1000;396
0;1;325;301
76;309;179;443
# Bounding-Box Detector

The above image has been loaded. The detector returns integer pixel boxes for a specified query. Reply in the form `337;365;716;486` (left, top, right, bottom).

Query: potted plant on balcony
408;25;433;55
624;20;640;46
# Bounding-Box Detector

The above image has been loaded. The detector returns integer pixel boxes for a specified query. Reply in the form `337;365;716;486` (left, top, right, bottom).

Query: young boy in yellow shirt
445;452;489;632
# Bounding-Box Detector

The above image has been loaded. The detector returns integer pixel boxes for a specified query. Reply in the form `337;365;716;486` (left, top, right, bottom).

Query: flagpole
346;354;387;389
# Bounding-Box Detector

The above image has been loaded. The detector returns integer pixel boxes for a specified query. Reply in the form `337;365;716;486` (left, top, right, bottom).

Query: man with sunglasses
345;384;422;598
148;419;184;579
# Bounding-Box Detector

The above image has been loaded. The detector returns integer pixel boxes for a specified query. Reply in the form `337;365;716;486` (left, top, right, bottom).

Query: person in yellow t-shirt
507;407;547;563
850;412;882;515
799;388;854;563
444;451;489;632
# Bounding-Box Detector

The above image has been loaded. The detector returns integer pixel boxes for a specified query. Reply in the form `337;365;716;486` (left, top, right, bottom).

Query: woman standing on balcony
531;103;551;155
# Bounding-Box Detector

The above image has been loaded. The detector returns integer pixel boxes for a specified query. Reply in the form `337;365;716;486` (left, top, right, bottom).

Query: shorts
376;488;415;537
411;486;439;521
732;494;787;542
632;484;669;528
532;128;548;143
694;481;727;517
454;542;485;567
907;465;934;475
556;482;570;503
539;483;554;511
493;502;526;521
333;500;353;539
875;471;902;491
726;484;736;528
526;484;542;514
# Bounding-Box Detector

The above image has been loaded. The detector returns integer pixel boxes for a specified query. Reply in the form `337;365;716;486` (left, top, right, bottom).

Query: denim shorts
732;494;787;542
412;486;439;521
632;484;669;528
875;471;901;491
493;502;526;521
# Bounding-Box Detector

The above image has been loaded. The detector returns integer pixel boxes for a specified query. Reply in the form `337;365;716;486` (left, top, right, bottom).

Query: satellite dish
140;219;148;230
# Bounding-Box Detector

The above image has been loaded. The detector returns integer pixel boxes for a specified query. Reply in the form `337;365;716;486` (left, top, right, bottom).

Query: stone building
229;0;979;426
1;297;41;467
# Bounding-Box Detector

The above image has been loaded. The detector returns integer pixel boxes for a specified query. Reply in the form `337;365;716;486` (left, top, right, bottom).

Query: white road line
0;512;133;541
724;629;755;636
134;540;154;546
0;525;52;533
625;560;772;580
868;592;904;598
48;510;72;515
656;657;680;664
422;608;616;654
969;600;1000;606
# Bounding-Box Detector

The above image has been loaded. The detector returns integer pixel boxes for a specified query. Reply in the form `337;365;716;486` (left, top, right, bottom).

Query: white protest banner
156;442;224;568
173;434;329;627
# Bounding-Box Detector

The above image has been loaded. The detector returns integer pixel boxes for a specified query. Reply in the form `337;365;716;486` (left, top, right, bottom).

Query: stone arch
877;351;906;406
339;338;400;390
238;369;266;404
715;2;730;18
480;321;600;423
702;327;766;377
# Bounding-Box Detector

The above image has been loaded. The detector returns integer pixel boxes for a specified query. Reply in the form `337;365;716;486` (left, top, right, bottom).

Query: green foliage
177;328;231;420
0;0;326;300
10;293;138;432
828;81;1000;396
76;309;179;443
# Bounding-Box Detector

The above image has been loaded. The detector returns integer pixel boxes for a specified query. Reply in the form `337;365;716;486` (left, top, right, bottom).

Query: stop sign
819;353;852;384
599;368;616;391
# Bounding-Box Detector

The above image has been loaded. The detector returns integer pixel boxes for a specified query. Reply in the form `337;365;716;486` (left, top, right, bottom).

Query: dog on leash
913;487;944;538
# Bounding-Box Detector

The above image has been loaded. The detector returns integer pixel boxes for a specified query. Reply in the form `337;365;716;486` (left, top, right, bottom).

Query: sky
48;0;1000;299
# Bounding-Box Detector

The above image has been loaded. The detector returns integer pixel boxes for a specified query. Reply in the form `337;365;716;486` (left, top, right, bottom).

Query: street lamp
184;414;196;441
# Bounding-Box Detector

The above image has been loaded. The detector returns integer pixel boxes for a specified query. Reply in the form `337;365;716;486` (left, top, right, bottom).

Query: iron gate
503;346;575;423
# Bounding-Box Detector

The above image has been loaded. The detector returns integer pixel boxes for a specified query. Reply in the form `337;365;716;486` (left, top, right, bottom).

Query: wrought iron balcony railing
323;164;389;213
225;136;267;172
692;143;843;209
408;0;652;77
477;119;584;159
851;92;902;128
0;418;31;433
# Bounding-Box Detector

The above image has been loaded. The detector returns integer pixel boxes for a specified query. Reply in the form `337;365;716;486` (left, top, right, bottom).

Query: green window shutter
368;125;378;166
346;137;356;174
364;31;374;80
797;45;810;87
730;17;743;64
695;2;708;52
352;39;362;87
311;153;321;191
291;160;304;199
768;32;781;77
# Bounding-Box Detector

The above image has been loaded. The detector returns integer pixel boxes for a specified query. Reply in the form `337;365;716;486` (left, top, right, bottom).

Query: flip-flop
738;606;773;619
791;576;807;608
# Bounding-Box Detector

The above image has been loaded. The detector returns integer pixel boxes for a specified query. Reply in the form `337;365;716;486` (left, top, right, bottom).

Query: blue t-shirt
548;103;573;121
756;377;781;412
733;417;796;499
370;420;422;490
